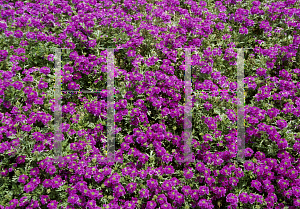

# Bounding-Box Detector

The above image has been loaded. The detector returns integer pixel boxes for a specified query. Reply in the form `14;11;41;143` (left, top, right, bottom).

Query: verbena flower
139;188;150;199
42;179;52;188
198;186;209;196
239;26;248;34
68;193;80;205
24;182;36;193
157;194;167;205
183;167;194;179
175;191;185;205
251;180;262;192
19;196;29;207
212;186;226;198
52;175;63;189
86;200;96;209
229;177;239;187
254;165;264;176
146;200;156;209
147;178;158;190
197;199;210;208
46;165;56;175
226;193;238;205
113;184;126;198
40;195;50;205
164;165;175;175
239;192;249;204
276;119;288;129
126;182;137;194
18;174;29;184
47;200;58;209
205;176;216;186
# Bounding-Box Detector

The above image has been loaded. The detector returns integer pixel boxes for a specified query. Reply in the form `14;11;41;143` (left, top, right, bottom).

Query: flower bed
0;0;300;208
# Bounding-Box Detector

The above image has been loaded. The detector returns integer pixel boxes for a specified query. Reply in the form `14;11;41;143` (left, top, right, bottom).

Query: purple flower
287;168;299;180
226;193;238;204
276;119;288;129
127;50;136;57
244;147;254;157
8;199;18;208
47;200;58;209
46;165;56;175
14;30;23;38
157;194;167;204
28;199;39;208
139;188;150;199
146;200;156;209
203;102;213;111
123;201;136;209
147;178;158;190
212;186;226;198
21;125;32;132
244;161;255;171
161;180;172;191
239;26;248;34
18;174;28;184
215;22;225;30
26;32;36;40
30;177;40;187
254;151;266;160
126;182;137;194
229;177;239;187
252;0;261;6
43;179;52;188
0;50;8;62
278;179;290;190
183;168;194;179
88;39;97;48
138;169;147;179
277;138;288;149
265;193;277;206
19;196;29;207
205;176;216;186
197;199;209;208
292;186;300;198
24;182;36;193
113;184;126;198
86;200;96;209
164;165;175;175
203;134;213;142
198;186;209;196
256;67;267;76
191;189;199;200
68;194;79;205
52;176;63;189
251;180;262;192
40;67;50;75
16;155;26;164
88;189;101;200
195;162;206;173
129;167;139;178
239;192;249;204
175;192;185;205
220;166;231;176
30;167;40;177
181;185;191;197
40;195;50;205
162;153;173;164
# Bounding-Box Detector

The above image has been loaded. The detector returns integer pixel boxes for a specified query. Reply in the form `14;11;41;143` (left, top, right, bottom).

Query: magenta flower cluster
0;0;300;208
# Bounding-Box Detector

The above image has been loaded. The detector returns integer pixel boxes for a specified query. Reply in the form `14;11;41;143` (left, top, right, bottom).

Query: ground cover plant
0;0;300;208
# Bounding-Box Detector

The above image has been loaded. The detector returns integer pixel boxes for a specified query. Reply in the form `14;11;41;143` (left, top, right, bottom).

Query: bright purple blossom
226;193;238;205
18;174;29;184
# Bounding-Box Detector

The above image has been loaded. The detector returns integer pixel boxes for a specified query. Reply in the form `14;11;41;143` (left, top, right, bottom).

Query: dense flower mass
0;0;299;208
